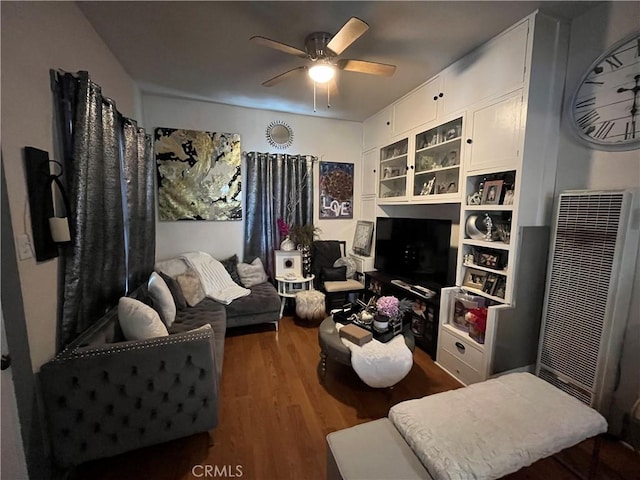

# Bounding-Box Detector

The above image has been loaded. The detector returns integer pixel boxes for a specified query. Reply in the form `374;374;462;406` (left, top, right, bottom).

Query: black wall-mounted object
24;147;58;261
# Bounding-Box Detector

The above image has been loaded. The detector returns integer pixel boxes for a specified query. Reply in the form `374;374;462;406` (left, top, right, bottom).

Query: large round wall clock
570;31;640;151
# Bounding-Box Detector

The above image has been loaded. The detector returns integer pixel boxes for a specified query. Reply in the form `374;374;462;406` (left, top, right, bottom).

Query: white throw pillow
148;271;176;327
118;297;169;340
237;257;268;288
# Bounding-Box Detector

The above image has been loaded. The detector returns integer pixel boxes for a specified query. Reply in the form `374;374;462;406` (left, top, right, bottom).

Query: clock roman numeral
625;121;636;140
594;121;615;139
575;97;596;109
636;39;640;57
577;109;600;130
605;54;623;70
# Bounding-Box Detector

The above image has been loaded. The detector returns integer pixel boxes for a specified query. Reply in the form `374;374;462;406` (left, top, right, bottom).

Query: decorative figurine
483;213;493;242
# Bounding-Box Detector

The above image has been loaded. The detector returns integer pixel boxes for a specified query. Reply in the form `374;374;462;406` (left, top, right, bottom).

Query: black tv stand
364;271;440;359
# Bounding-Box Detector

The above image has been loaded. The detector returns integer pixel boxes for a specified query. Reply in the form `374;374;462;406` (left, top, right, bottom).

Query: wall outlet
16;234;33;261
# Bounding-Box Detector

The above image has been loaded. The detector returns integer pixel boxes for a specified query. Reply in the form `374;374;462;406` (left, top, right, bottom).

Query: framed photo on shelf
503;188;515;205
352;220;374;256
482;273;499;295
463;268;487;290
476;250;502;269
493;277;506;299
481;179;504;205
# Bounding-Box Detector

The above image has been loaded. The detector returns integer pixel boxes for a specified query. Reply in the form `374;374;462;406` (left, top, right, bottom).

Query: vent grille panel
539;193;623;395
538;368;593;406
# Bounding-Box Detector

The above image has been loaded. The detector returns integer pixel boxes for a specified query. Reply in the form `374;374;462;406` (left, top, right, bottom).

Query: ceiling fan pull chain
313;81;317;112
327;85;331;109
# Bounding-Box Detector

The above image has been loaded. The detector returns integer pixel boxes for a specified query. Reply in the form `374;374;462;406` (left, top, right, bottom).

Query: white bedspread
336;323;413;388
388;372;607;480
180;252;250;305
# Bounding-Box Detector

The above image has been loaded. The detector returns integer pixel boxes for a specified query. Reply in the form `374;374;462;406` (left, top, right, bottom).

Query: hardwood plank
71;315;640;480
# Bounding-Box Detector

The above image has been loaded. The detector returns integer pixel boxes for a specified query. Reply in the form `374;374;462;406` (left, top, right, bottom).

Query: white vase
280;236;295;251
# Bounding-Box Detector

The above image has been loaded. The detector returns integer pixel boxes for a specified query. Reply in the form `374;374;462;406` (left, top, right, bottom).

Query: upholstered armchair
38;292;218;468
311;240;364;311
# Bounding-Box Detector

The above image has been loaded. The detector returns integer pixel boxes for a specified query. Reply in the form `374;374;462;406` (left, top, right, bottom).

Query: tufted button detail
177;403;183;413
188;386;196;397
80;441;87;452
159;360;166;371
122;415;130;426
199;369;206;379
150;409;157;419
174;374;181;385
147;380;154;392
71;376;79;388
131;365;138;376
165;420;172;430
89;390;96;401
101;371;109;383
139;427;146;435
186;355;193;366
202;397;209;407
135;397;142;410
57;396;67;407
118;385;125;395
162;392;169;403
61;428;70;437
110;434;118;444
76;410;84;422
105;404;114;416
93;423;101;433
191;413;198;423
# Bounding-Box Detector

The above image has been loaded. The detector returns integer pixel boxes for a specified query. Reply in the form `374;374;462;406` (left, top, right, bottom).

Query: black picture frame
482;273;499;295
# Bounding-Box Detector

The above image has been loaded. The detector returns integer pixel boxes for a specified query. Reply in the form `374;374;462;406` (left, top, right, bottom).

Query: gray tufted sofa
39;284;221;468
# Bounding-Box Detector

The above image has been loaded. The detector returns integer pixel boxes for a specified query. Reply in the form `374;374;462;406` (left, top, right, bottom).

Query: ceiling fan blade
326;17;369;56
250;36;307;58
337;59;396;77
262;66;308;87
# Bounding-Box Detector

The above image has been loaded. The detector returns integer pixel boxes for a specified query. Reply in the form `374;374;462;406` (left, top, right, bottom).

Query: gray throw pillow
334;256;357;279
176;268;206;306
221;254;242;285
159;271;187;310
237;257;268;288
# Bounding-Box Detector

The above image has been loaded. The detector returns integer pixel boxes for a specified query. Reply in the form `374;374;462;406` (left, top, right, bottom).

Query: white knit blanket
180;252;250;305
389;372;608;480
336;323;413;388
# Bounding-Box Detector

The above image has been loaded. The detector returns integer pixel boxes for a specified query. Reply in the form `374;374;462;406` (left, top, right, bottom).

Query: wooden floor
72;315;640;480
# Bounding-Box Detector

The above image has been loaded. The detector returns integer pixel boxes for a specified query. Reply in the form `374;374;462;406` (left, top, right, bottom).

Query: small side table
275;275;315;318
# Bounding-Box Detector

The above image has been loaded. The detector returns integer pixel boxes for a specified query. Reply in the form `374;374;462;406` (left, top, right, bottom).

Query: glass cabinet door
378;138;408;200
413;117;462;199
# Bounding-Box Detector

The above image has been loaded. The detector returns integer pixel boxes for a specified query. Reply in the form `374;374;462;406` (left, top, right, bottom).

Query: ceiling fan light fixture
308;64;335;83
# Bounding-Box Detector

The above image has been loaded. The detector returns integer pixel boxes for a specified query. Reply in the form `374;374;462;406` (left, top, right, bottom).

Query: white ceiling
77;1;598;122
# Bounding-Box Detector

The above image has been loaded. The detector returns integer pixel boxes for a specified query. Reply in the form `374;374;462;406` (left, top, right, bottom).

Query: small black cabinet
364;271;440;359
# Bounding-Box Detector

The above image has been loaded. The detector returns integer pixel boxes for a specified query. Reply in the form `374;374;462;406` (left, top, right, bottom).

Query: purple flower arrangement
376;296;399;317
277;218;290;238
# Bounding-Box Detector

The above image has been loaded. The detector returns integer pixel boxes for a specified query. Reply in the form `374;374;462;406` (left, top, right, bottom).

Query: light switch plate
16;234;33;260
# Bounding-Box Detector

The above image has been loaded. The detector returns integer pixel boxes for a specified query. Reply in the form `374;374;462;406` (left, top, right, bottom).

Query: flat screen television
374;217;452;287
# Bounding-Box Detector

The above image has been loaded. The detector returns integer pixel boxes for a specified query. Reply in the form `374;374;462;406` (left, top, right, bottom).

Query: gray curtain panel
244;153;314;278
54;71;155;347
122;120;155;290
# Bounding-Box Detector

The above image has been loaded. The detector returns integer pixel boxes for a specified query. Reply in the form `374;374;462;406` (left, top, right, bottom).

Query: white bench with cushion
326;372;607;480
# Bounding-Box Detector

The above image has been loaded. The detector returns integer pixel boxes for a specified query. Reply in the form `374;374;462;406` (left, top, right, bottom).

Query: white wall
142;94;363;261
1;1;139;370
555;1;640;438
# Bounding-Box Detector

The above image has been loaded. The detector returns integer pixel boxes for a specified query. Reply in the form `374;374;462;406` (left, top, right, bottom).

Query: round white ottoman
295;290;326;321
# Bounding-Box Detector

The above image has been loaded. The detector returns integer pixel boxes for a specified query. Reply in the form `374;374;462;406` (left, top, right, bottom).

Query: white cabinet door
359;196;377;221
441;20;528;116
361;148;378;197
465;90;523;172
363;105;393;151
393;76;441;136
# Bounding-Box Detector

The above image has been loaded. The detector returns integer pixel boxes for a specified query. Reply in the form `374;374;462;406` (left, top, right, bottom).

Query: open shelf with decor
411;117;463;201
378;137;409;200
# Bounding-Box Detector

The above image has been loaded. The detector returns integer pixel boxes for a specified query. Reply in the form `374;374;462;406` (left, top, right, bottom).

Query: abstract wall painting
154;127;242;221
319;162;354;219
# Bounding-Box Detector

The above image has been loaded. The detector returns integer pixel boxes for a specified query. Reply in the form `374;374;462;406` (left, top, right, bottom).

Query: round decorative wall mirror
266;121;294;149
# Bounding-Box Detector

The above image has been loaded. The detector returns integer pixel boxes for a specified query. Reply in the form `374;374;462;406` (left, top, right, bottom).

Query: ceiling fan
250;17;396;90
